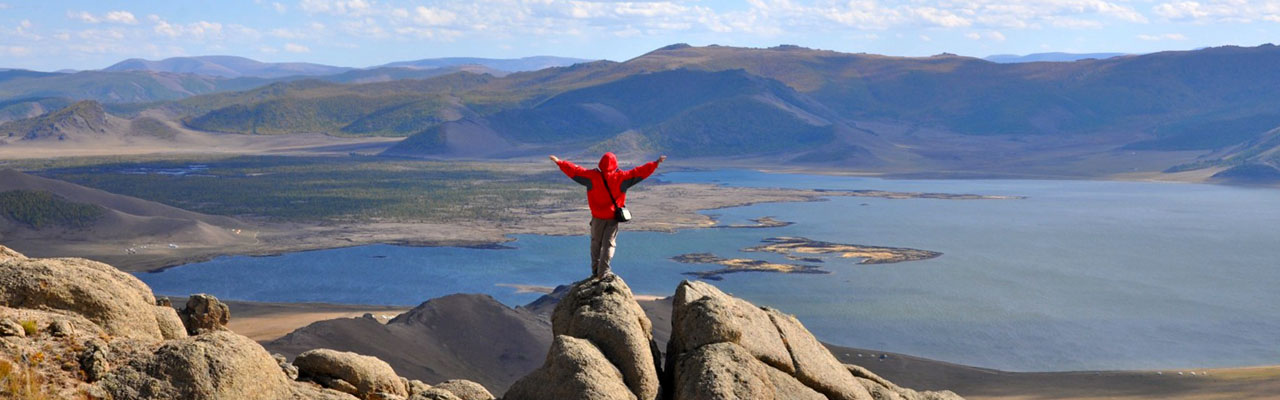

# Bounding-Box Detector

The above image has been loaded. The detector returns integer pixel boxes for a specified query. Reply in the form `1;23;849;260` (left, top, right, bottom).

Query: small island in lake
725;216;794;228
819;189;1026;200
746;236;942;264
675;236;942;279
672;252;827;280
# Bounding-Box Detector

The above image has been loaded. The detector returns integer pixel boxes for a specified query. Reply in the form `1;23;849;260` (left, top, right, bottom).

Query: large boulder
432;379;495;400
666;280;880;400
505;335;636;400
673;342;825;400
412;389;464;400
295;348;410;400
97;331;294;400
179;293;231;335
767;309;873;400
154;306;188;340
669;280;793;372
0;251;186;341
549;273;661;400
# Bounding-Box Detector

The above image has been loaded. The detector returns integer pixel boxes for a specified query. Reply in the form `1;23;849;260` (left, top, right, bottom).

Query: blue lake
137;170;1280;372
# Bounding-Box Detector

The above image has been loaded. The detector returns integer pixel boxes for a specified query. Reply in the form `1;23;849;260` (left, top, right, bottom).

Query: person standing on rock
551;152;665;278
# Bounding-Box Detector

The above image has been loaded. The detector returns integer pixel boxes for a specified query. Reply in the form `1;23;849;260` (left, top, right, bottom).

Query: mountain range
0;55;591;112
102;55;591;78
103;55;354;78
983;52;1129;63
5;44;1280;182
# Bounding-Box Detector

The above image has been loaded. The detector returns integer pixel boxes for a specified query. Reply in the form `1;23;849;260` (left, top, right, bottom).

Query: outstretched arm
551;155;593;188
619;155;665;191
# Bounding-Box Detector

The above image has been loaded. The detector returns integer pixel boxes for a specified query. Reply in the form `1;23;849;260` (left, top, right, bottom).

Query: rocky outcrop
179;293;231;335
667;280;870;400
505;335;637;400
97;331;296;399
0;245;26;261
508;273;661;400
673;342;824;400
295;348;411;400
665;280;961;400
0;246;363;400
432;379;496;400
846;364;963;400
551;274;662;400
1;245;961;400
0;249;186;341
506;275;962;400
154;305;188;339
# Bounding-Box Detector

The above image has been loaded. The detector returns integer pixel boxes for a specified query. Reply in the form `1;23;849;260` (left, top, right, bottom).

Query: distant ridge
378;56;592;72
984;52;1129;63
103;55;353;78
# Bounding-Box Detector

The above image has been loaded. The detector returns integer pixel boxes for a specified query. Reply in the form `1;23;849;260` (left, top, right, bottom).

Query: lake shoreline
93;180;1015;273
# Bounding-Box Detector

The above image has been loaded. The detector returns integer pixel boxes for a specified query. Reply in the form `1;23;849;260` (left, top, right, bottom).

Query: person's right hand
657;155;667;164
549;155;560;162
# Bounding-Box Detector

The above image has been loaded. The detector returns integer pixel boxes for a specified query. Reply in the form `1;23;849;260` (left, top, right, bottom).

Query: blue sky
2;0;1278;71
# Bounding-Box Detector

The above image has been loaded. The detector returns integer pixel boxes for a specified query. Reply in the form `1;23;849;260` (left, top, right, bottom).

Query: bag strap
597;169;623;209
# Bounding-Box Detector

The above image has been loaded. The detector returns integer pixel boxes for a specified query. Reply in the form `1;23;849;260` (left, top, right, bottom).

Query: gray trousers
589;217;620;277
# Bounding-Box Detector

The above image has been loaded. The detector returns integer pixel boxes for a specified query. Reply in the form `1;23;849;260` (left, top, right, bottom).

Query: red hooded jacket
556;152;660;220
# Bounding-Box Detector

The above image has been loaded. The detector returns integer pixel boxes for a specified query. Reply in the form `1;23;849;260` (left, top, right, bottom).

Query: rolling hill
0;100;116;141
377;56;591;72
984;52;1129;63
0;70;277;104
0;169;252;263
0;97;76;123
104;55;354;78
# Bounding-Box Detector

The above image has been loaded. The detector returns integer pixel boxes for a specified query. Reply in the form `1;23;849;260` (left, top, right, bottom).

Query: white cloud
1153;0;1280;22
911;7;971;28
413;6;457;26
150;16;223;39
1153;1;1210;19
69;10;138;25
76;28;125;40
299;0;373;16
1138;33;1189;40
270;28;304;38
1;45;30;56
0;3;11;10
966;30;1007;41
260;46;279;54
284;42;310;52
105;11;138;25
69;11;100;23
273;2;287;13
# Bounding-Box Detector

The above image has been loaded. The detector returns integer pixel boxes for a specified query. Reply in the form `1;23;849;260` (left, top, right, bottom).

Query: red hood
598;152;617;172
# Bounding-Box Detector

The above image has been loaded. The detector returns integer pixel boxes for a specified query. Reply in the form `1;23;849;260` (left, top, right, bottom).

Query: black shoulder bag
599;169;632;222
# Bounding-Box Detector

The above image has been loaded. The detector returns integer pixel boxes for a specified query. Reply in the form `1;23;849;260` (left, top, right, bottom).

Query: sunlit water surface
138;170;1280;371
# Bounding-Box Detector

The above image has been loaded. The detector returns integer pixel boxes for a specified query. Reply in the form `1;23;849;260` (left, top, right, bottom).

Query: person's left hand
657;155;667;164
549;155;560;163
